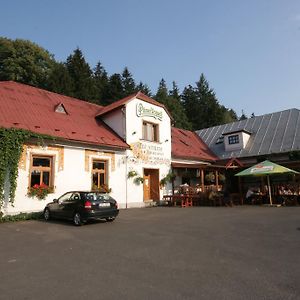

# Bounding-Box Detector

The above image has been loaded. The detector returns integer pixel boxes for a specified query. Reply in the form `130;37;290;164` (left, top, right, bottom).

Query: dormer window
55;103;67;114
216;136;224;144
222;129;251;151
228;135;239;145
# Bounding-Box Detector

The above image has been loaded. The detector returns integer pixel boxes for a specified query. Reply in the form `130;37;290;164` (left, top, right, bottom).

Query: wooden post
215;170;219;190
201;169;205;192
171;167;175;195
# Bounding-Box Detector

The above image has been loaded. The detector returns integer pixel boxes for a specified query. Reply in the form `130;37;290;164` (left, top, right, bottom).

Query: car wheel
73;212;82;226
106;217;116;222
44;208;51;221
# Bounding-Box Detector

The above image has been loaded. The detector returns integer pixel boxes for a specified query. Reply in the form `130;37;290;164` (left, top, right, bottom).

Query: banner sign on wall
136;103;163;121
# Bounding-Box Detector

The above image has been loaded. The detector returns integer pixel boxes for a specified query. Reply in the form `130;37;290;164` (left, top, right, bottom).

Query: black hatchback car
43;191;119;226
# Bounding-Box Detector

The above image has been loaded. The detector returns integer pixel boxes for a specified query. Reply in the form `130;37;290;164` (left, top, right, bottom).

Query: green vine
0;128;55;209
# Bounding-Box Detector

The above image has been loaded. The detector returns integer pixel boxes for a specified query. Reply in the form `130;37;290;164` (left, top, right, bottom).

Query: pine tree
181;84;199;129
102;73;124;105
66;48;95;101
155;79;169;104
182;73;233;130
239;110;247;120
167;82;192;129
47;62;74;96
136;81;152;96
122;67;136;96
155;80;192;129
93;61;109;105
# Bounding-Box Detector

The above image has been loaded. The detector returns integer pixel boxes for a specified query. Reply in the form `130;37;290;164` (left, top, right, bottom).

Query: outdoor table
162;194;203;207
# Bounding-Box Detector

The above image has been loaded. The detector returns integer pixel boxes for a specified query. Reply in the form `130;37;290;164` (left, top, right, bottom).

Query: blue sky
1;0;300;117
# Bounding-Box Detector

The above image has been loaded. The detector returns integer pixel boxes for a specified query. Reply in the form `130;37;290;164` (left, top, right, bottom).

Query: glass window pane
59;192;73;202
100;173;105;186
142;122;147;139
43;171;50;186
31;172;41;187
154;125;158;141
33;157;50;167
92;173;98;188
93;161;105;170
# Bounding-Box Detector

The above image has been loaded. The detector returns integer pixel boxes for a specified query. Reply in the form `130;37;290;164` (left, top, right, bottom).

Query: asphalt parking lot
0;206;299;300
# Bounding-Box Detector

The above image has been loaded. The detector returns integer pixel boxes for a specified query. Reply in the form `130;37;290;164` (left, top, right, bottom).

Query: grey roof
196;108;300;160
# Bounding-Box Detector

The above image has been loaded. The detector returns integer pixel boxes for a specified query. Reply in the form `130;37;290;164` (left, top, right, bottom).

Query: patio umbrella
235;160;299;205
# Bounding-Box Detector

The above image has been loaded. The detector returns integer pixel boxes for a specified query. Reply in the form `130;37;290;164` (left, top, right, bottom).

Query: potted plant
218;173;226;183
134;176;144;185
127;170;138;178
205;172;215;183
160;172;176;188
27;184;53;200
92;184;111;193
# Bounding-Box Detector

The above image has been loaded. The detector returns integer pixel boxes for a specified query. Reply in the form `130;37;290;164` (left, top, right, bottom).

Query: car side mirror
53;199;58;203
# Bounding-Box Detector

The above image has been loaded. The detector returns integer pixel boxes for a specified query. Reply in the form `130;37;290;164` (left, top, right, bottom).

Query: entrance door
143;175;151;201
143;169;159;201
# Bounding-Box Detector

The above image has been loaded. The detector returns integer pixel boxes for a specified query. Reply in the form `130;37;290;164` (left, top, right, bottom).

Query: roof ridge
196;108;300;132
97;91;173;120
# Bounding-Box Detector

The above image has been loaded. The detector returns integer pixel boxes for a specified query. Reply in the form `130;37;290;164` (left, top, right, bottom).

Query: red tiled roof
0;81;129;149
171;127;218;162
97;91;173;120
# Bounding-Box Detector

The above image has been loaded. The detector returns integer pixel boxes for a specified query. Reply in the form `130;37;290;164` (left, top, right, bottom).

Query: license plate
99;203;110;207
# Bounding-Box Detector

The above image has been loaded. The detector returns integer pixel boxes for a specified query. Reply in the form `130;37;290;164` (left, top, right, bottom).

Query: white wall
224;132;251;151
124;98;172;207
2;97;173;214
102;109;125;139
3;144;127;215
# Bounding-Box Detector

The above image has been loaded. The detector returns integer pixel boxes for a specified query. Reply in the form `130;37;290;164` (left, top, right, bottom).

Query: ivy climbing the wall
0;128;54;209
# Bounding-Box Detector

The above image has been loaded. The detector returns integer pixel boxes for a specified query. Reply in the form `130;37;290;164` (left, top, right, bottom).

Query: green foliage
66;48;95;101
92;184;112;193
0;128;55;209
127;170;138;178
181;73;237;130
122;67;136;96
0;37;55;88
205;172;215;183
47;62;74;96
0;212;42;223
155;80;192;130
0;38;239;131
239;110;247;120
136;81;152;96
103;73;124;104
160;172;176;186
133;176;144;185
27;184;53;200
127;171;144;185
218;173;226;183
93;61;109;104
0;128;30;208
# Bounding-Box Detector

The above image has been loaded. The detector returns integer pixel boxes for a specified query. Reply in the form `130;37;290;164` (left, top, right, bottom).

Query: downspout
125;155;128;209
121;106;128;209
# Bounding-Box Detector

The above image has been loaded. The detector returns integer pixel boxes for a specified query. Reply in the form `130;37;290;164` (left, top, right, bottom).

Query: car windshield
85;192;113;201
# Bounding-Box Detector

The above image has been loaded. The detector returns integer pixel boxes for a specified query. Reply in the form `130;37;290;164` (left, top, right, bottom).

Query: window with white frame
142;121;159;142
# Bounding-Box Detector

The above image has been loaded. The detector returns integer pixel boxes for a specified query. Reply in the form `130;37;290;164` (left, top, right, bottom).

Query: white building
0;81;216;215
